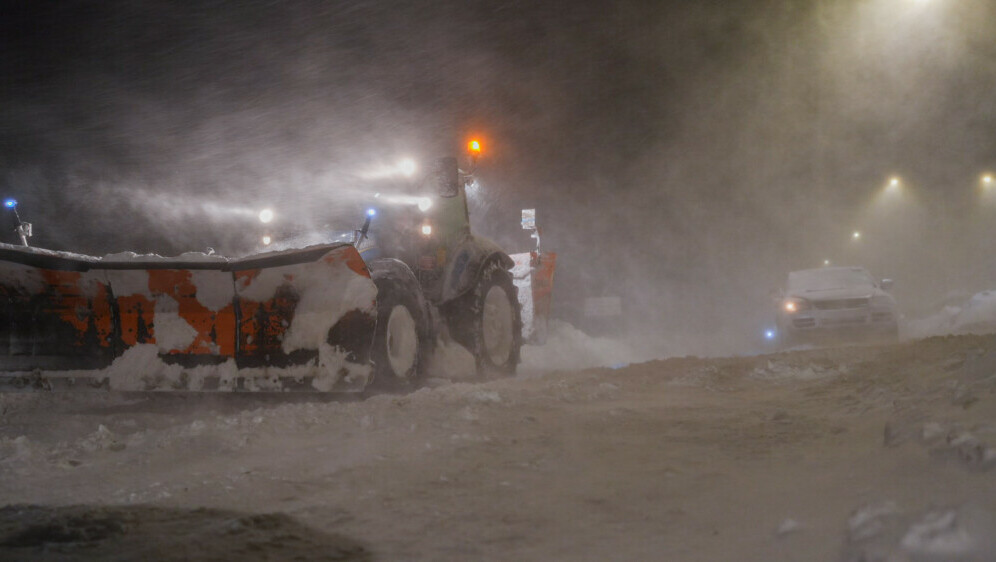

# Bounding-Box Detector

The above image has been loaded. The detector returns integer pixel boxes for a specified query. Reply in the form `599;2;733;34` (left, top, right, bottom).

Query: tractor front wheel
369;260;431;391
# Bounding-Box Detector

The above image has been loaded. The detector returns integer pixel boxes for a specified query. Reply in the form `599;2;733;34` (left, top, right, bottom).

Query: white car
775;266;899;347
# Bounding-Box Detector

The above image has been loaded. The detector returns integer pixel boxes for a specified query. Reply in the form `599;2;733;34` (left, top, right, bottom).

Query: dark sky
2;0;996;351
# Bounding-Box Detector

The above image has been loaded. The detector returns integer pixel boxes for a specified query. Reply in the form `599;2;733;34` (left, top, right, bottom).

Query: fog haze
2;0;995;354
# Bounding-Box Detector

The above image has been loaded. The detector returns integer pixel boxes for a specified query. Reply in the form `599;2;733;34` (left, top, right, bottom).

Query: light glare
398;158;417;177
262;235;272;246
258;209;274;224
886;177;902;193
421;224;432;236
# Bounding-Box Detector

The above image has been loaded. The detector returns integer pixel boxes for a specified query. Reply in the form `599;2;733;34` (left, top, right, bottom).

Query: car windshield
787;268;875;292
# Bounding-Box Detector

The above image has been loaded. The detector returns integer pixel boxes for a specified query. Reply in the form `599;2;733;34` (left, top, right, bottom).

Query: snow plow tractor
0;155;545;393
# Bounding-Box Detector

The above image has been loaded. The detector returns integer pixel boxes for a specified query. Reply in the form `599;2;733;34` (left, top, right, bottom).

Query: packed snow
904;289;996;339
520;320;650;372
2;332;995;561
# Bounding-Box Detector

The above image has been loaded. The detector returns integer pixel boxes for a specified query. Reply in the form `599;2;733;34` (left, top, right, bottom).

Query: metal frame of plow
0;243;377;392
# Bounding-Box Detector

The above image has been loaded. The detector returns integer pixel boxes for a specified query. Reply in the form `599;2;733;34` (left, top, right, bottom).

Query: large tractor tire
369;260;432;391
447;260;522;376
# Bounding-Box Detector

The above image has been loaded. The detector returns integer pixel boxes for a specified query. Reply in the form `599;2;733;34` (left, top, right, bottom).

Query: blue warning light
366;208;377;217
3;199;16;209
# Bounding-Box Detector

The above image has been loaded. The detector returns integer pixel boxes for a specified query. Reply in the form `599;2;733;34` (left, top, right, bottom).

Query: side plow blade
0;243;377;392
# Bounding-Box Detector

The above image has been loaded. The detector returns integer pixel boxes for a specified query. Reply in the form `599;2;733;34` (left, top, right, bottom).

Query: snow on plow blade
0;243;377;392
511;252;557;344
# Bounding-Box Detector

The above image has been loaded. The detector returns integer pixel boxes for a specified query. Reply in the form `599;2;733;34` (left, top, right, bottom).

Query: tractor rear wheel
448;260;522;376
369;260;431;391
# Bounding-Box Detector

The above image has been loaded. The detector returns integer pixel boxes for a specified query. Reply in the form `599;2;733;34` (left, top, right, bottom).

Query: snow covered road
2;334;996;561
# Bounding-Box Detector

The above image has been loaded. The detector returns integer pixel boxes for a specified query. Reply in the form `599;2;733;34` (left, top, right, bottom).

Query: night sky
2;0;995;350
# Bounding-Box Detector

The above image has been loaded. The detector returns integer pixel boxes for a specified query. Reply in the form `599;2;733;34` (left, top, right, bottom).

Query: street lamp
852;230;862;240
882;176;903;197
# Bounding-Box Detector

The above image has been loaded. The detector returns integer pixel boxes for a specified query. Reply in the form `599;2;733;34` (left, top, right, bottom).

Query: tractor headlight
783;298;810;313
398;158;417;177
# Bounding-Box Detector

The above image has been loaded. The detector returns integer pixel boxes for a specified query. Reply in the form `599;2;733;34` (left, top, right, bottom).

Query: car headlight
783;297;811;313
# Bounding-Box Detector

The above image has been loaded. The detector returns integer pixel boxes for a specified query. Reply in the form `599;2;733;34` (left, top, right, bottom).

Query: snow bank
425;320;641;380
102;345;239;391
845;501;996;561
101;251;227;263
906;290;996;339
952;291;996;334
426;337;477;380
520;320;645;372
750;359;848;381
0;242;98;263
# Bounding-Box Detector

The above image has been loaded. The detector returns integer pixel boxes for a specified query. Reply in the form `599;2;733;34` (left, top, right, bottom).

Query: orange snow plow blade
0;243;377;392
510;251;557;344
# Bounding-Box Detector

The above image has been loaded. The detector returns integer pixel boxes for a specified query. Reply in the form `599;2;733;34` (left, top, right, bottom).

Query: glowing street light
258;208;274;224
982;174;994;189
879;176;903;198
852;231;862;240
398;158;417;177
823;259;831;266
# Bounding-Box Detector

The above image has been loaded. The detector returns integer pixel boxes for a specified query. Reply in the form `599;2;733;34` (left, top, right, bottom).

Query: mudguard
0;243;377;392
439;234;514;305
